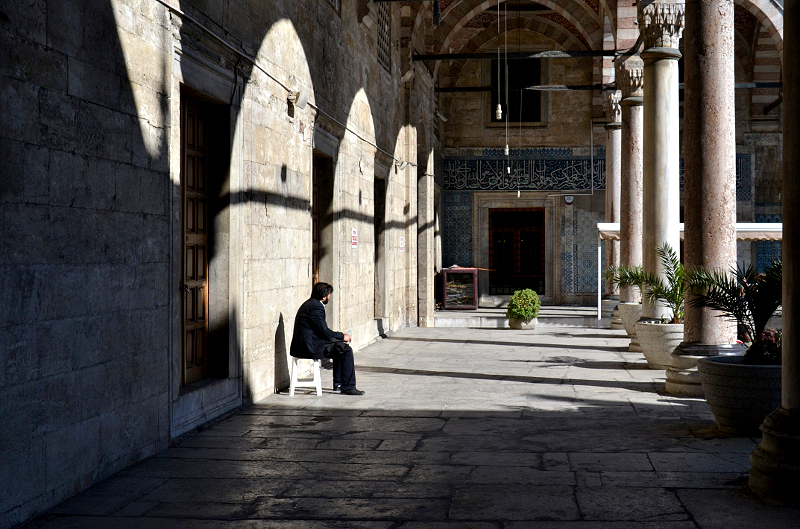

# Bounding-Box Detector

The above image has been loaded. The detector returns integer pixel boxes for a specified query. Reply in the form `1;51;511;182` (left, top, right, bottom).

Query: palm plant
687;260;782;364
641;244;685;323
604;264;646;298
607;244;685;323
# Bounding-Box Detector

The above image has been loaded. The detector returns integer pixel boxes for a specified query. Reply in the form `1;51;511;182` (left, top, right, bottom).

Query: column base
666;343;746;397
749;408;800;504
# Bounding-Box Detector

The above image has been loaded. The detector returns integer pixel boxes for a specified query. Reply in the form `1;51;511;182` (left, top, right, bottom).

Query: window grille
377;2;391;71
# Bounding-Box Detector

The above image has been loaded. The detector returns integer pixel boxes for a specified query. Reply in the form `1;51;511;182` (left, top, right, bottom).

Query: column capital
602;89;622;124
616;59;644;99
637;1;685;50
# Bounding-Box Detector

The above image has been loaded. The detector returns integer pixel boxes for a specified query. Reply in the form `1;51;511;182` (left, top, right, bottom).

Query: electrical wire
497;1;501;121
517;5;522;198
152;0;415;168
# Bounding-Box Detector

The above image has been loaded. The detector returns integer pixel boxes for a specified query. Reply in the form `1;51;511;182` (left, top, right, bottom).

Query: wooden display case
442;267;479;310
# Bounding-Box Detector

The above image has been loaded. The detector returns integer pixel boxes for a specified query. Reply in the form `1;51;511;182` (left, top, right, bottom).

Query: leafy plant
604;265;646;298
607;244;685;323
506;289;541;322
687;261;782;364
641;244;686;324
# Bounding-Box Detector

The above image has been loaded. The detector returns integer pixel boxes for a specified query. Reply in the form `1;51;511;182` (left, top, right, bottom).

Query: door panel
489;208;546;294
181;97;209;386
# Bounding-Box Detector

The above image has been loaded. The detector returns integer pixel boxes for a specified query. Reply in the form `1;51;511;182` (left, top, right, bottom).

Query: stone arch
433;0;601;58
437;17;590;84
735;0;783;53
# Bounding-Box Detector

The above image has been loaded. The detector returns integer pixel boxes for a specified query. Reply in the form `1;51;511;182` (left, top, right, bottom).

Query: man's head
311;282;334;304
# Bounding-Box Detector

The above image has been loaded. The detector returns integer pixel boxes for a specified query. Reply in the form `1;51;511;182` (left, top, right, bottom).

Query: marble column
603;90;624;330
666;0;739;397
638;1;684;320
603;89;622;298
750;0;800;499
617;61;644;305
617;59;645;350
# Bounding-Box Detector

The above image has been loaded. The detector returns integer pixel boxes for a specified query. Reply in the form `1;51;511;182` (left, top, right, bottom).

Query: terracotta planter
509;317;538;330
634;321;684;369
618;302;642;337
697;355;781;435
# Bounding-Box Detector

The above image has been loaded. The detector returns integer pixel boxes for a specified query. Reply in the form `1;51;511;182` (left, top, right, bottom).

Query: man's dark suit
290;298;356;390
290;298;343;359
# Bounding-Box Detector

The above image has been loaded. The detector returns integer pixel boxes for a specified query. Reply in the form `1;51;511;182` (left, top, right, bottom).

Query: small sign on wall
351;228;358;248
399;236;405;252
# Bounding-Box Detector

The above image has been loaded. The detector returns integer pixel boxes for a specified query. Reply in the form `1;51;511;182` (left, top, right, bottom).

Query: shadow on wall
1;0;430;523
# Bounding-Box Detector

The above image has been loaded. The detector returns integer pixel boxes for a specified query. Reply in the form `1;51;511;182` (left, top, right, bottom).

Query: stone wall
0;0;435;525
1;2;174;526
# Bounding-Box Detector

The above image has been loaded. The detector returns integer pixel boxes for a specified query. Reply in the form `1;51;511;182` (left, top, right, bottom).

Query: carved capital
637;2;685;49
616;62;644;99
602;90;622;123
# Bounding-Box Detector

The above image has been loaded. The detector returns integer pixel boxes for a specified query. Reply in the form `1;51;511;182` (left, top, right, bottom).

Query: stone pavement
23;325;800;528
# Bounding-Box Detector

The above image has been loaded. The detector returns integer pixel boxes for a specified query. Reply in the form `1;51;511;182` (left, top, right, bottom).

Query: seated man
290;282;364;395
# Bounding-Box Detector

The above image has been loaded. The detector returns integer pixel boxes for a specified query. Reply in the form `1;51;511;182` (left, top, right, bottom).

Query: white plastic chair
289;357;322;396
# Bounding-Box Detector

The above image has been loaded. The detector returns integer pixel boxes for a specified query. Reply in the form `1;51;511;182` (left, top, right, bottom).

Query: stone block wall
1;2;173;526
1;0;436;525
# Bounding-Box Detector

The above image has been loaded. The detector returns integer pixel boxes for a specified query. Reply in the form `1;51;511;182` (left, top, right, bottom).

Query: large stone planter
697;355;781;435
634;321;684;369
509;317;538;330
666;343;746;398
618;302;642;336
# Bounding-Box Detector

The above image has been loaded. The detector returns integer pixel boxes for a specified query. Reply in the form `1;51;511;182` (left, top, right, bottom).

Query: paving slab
21;325;800;528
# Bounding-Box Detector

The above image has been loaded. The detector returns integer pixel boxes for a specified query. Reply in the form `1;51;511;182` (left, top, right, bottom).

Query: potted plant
605;265;645;349
688;261;782;435
506;289;541;330
632;244;686;369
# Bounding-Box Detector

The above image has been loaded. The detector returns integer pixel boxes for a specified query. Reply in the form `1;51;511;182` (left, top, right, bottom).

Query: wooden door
181;97;209;386
312;157;320;285
489;208;546;294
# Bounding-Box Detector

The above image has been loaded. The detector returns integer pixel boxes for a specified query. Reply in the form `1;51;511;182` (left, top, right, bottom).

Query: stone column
617;60;644;304
617;59;645;350
637;1;684;320
667;0;739;397
666;0;742;397
750;0;800;499
602;89;622;298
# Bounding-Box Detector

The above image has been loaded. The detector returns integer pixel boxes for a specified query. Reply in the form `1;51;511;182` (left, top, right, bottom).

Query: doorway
180;88;229;388
374;174;387;317
489;208;546;294
312;152;335;324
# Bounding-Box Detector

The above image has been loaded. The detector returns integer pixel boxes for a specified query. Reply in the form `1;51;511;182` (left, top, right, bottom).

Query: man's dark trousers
324;340;356;390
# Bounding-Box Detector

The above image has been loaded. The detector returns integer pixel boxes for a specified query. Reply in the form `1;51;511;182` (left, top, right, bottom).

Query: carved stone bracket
637;2;685;49
602;90;623;124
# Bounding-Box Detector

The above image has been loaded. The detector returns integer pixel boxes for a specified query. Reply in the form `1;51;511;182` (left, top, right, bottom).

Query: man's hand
343;333;352;343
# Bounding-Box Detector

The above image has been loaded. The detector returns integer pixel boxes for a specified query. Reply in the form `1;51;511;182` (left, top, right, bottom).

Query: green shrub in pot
506;289;541;323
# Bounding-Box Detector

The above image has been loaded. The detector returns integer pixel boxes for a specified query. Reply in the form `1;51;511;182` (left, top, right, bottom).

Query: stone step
434;306;613;328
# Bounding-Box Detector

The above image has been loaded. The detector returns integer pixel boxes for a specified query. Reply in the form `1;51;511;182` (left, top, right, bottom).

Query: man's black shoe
333;384;342;393
340;388;365;395
321;359;333;370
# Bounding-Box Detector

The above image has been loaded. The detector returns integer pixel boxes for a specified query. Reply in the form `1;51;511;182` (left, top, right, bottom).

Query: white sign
351;228;358;248
399;236;404;252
